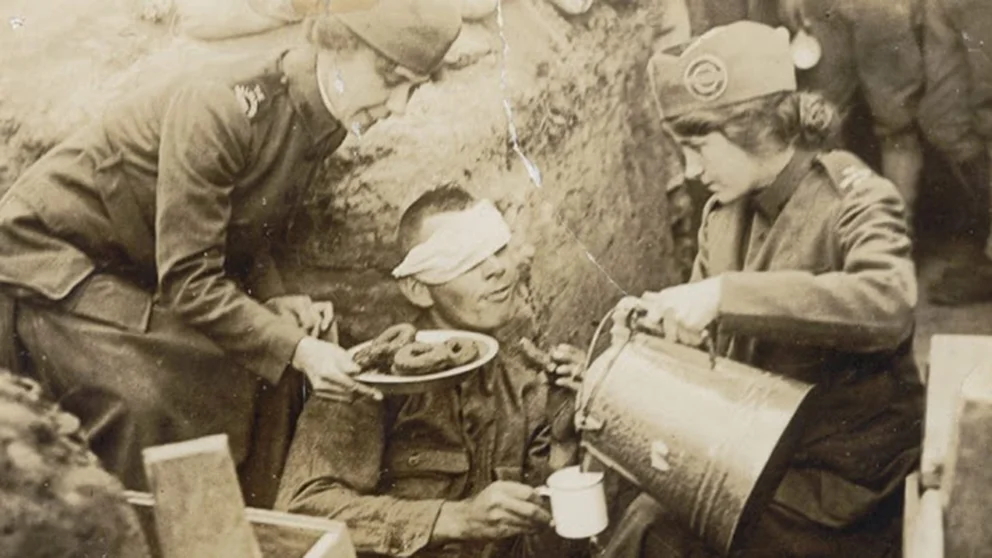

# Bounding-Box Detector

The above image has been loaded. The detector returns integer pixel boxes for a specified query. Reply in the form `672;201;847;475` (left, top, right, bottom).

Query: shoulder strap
815;150;875;193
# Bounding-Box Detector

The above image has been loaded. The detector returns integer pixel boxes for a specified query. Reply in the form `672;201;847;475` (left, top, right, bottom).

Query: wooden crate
132;434;354;558
127;492;354;558
908;334;992;557
921;335;992;489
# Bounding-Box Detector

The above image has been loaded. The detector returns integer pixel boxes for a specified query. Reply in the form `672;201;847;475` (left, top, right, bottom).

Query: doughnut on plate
350;330;499;395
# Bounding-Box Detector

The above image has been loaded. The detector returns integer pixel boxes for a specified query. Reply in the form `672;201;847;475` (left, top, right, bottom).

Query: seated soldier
276;185;584;557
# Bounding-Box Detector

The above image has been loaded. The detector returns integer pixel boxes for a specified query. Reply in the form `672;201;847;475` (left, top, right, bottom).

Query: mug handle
534;486;556;528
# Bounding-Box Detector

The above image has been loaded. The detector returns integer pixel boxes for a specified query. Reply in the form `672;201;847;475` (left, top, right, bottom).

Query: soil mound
0;371;149;557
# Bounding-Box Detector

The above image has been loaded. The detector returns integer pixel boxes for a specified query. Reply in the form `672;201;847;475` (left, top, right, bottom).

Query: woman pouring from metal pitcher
602;21;924;558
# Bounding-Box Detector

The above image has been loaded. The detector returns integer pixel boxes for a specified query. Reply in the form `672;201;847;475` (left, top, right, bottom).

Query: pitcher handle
628;305;719;369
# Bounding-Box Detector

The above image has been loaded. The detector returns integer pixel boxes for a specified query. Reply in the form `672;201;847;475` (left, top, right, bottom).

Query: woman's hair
667;91;839;155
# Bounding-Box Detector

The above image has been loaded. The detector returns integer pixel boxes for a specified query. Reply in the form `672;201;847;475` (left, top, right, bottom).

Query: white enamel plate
350;329;499;395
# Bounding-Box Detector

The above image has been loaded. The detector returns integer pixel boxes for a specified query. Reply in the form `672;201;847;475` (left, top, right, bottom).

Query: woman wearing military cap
0;0;461;507
605;21;923;557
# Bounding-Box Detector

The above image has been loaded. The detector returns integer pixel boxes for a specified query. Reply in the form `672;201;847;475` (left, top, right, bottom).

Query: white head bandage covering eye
392;199;512;285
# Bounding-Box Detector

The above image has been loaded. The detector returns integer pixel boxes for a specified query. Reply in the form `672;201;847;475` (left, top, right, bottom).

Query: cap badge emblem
683;55;728;102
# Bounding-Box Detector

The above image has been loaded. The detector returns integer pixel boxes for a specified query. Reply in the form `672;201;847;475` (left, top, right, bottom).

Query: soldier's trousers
9;273;304;508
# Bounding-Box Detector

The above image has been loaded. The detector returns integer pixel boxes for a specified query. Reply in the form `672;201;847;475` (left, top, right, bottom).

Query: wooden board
142;434;263;558
918;490;944;558
247;507;355;558
127;491;355;558
902;472;920;556
903;473;945;558
943;366;992;557
303;533;353;558
921;335;992;489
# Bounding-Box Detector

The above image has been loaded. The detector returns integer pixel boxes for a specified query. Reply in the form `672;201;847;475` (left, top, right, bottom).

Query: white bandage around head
392;200;512;285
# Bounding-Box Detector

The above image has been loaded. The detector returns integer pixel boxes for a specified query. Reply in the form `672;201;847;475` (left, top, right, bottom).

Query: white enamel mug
536;466;608;539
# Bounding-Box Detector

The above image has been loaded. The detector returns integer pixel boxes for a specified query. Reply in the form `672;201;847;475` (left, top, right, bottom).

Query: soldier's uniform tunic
0;46;346;503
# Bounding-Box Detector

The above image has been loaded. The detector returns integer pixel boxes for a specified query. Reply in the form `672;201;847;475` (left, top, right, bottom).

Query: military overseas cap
334;0;462;76
648;21;795;120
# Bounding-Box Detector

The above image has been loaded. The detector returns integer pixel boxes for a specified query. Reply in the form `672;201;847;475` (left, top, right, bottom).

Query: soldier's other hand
549;344;586;390
519;339;584;390
291;337;382;402
432;481;551;543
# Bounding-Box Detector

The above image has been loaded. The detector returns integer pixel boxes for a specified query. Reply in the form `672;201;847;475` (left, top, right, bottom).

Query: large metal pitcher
578;332;813;555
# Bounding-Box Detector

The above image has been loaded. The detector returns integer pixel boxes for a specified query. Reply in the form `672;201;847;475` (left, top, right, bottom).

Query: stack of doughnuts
354;324;481;377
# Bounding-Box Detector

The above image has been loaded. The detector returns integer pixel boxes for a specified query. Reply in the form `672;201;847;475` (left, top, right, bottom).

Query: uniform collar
751;148;817;220
279;47;343;147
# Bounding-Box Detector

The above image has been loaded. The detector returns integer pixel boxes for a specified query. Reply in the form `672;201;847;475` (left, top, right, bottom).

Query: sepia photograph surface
0;0;984;556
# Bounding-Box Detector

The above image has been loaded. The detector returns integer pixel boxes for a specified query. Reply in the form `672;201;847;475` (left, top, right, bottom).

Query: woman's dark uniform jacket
703;150;923;554
0;46;347;499
606;150;924;558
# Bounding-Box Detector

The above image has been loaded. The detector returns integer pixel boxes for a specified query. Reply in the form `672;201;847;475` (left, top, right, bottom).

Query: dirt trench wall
0;0;691;348
284;1;692;346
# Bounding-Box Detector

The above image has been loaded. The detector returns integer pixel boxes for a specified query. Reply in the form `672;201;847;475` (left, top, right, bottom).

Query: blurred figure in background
918;0;992;304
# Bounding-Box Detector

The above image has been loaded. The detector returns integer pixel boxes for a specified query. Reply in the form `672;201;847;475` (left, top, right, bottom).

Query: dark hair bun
794;92;836;148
